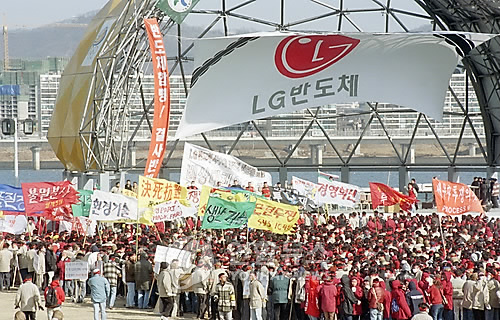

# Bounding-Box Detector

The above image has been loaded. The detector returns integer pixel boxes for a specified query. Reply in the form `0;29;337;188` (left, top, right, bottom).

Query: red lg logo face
275;35;360;78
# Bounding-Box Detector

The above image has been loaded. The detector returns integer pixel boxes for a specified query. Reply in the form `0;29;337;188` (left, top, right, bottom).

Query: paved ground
0;289;196;320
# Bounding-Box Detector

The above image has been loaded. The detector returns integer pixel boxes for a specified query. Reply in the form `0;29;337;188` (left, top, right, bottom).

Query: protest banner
248;198;299;234
21;181;79;214
154;245;193;269
197;186;259;216
315;180;360;207
0;184;25;212
65;261;89;280
122;189;138;198
89;190;138;222
369;182;417;212
72;216;97;237
72;190;93;217
180;143;271;188
292;176;320;202
0;215;27;234
187;189;200;208
138;176;187;225
152;200;196;223
201;196;256;230
433;178;484;215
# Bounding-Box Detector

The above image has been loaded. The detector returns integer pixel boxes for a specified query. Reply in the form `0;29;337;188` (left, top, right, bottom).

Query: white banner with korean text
175;32;494;139
89;190;138;222
180;143;272;189
316;180;360;207
0;215;27;234
152;200;197;223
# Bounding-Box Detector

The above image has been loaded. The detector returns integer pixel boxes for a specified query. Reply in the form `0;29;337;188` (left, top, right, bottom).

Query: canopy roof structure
48;0;500;179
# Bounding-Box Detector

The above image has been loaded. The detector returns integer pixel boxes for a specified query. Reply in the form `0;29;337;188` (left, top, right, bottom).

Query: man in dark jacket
124;253;136;308
341;274;360;320
45;245;57;288
406;281;425;316
135;252;153;309
269;269;290;320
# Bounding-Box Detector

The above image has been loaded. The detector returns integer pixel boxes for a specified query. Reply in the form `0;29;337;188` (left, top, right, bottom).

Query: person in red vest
245;182;255;193
260;182;271;198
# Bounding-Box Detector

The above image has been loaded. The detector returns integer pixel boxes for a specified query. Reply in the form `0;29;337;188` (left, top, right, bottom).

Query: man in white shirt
0;243;14;290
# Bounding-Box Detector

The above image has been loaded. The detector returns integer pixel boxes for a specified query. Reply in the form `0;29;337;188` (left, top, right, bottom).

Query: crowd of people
0;195;499;320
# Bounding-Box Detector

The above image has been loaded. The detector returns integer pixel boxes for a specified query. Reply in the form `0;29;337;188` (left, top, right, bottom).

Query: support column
341;166;350;183
401;144;415;164
469;145;476;157
30;146;41;170
399;166;408;193
99;171;111;192
448;166;457;182
129;145;137;167
278;166;287;185
310;144;324;165
487;166;496;179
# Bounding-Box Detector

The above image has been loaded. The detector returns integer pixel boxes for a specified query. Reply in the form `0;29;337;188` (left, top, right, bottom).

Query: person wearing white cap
88;268;110;320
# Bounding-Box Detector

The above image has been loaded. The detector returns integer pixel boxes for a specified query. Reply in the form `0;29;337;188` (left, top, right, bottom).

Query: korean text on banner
143;18;171;178
369;182;417;212
0;215;27;234
292;176;320;202
152;200;196;223
248;198;299;234
72;190;93;217
316;180;360;207
21;181;79;214
65;261;89;280
0;184;25;212
201;196;256;230
138;176;187;224
89;190;138;222
180;143;272;189
176;32;494;139
197;186;257;216
432;178;484;215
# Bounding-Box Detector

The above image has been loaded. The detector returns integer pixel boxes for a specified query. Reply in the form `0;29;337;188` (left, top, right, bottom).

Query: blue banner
0;184;25;212
0;85;20;96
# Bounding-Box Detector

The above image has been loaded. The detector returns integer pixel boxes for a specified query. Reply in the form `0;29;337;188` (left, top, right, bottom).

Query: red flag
21;181;79;214
432;178;484;215
369;182;417;212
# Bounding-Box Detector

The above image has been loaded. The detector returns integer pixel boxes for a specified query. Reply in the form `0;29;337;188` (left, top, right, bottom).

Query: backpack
391;297;400;313
45;287;59;308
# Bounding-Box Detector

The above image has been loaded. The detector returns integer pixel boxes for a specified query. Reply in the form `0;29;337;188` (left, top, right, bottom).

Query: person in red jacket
380;281;392;320
305;275;321;320
368;278;386;320
352;278;364;320
427;278;445;320
441;272;454;320
391;280;412;320
319;275;338;320
44;278;65;320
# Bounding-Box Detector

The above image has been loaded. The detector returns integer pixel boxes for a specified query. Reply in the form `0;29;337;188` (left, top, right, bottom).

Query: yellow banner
248;198;299;234
138;176;187;225
121;189;137;198
197;186;256;216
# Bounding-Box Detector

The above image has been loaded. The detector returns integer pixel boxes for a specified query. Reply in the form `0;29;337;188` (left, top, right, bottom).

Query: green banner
201;196;256;230
156;0;201;25
71;190;93;217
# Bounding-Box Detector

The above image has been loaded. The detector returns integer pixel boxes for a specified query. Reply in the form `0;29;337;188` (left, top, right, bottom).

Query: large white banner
152;200;197;223
180;143;272;188
89;190;138;222
316;180;360;207
292;176;320;201
154;245;193;269
175;32;494;139
0;215;27;234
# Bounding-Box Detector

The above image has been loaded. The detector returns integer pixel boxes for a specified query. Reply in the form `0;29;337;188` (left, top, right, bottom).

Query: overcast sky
2;0;108;29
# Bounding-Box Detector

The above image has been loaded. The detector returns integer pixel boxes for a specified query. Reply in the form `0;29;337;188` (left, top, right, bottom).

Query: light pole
14;117;18;187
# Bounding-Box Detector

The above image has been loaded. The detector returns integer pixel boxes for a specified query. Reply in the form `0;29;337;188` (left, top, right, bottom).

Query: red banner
21;181;79;214
432;178;484;215
144;18;171;178
369;182;417;212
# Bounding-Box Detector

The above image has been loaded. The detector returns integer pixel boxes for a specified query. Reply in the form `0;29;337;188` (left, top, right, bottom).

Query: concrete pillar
119;171;127;190
354;144;361;155
129;146;137;167
448;166;458;182
399;166;408;193
341;166;350;183
487;166;496;179
401;144;415;164
469;145;476;157
99;171;111;192
310;144;324;165
218;145;229;154
279;166;287;185
30;146;41;170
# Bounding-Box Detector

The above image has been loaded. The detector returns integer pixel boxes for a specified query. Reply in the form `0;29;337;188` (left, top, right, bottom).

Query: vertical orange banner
432;178;484;215
144;18;170;178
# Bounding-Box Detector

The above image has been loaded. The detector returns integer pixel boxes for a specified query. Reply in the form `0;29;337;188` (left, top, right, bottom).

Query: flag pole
438;213;447;256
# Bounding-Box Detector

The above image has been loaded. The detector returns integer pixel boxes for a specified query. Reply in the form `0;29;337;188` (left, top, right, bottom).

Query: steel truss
81;0;500;188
